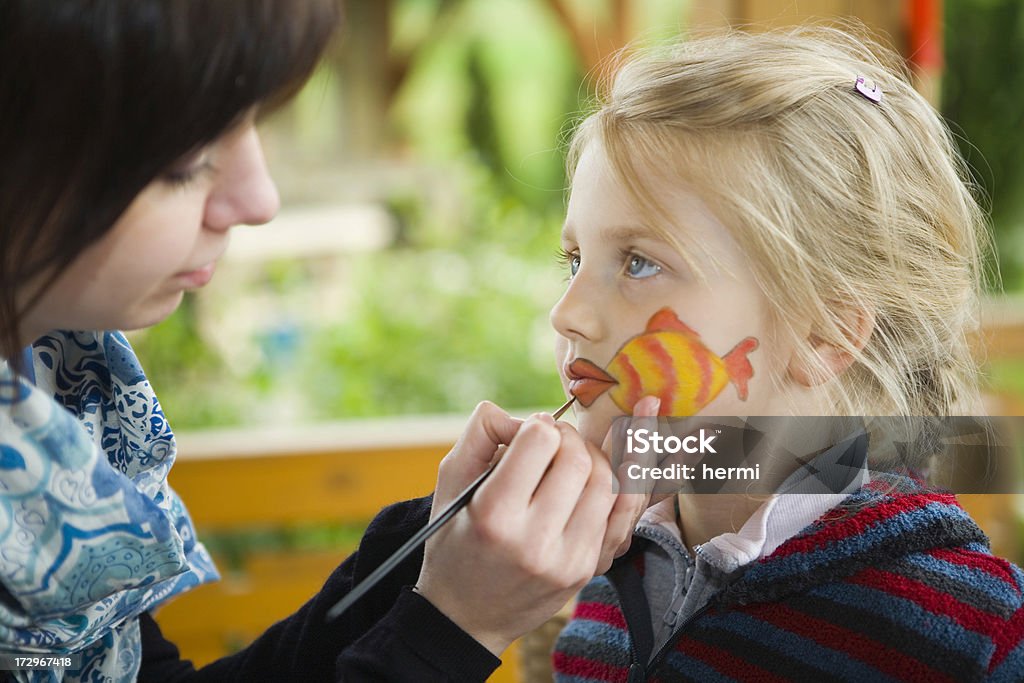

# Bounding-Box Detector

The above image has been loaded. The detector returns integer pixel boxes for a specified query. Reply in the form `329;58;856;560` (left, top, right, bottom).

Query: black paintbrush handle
324;462;495;621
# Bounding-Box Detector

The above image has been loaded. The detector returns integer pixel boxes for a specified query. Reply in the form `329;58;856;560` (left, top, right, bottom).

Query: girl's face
18;121;279;344
551;144;799;445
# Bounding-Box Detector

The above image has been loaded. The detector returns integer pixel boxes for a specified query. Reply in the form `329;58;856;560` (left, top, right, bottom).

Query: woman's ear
789;306;875;387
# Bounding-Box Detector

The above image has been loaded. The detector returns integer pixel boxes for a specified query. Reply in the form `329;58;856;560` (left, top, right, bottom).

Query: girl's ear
788;306;875;387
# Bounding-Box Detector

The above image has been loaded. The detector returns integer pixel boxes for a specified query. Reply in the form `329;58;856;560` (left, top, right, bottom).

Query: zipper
645;598;718;675
625;622;642;683
665;560;695;624
615;591;720;682
646;545;739;676
611;529;717;681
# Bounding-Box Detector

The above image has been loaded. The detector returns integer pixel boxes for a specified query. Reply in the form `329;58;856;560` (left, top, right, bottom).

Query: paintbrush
325;395;577;622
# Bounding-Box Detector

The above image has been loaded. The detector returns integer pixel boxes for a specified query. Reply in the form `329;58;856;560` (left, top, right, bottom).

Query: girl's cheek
554;334;568;359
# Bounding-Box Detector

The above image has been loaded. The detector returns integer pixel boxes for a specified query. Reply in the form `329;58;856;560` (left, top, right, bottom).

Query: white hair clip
854;75;882;103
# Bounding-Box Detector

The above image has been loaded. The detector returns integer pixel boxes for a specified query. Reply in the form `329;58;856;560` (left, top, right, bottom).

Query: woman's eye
163;152;214;188
626;253;661;278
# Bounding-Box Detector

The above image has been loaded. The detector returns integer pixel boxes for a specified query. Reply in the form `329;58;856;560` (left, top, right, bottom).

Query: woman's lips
175;262;216;289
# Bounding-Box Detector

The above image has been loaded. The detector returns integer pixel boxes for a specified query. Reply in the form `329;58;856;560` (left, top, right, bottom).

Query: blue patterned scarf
0;331;218;682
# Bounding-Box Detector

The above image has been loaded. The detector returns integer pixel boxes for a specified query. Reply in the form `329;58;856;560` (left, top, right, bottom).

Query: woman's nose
549;271;605;343
204;125;280;231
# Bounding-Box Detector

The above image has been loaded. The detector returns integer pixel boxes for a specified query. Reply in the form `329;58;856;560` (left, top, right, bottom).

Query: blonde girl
550;25;1023;681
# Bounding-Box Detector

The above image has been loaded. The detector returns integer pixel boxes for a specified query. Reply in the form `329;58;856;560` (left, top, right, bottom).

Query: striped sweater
553;479;1024;682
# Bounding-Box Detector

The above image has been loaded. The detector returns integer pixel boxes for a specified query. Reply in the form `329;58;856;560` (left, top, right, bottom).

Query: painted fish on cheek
568;307;758;416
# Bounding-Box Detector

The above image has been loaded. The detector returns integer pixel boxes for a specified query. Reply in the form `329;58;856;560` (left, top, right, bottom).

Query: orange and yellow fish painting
567;307;758;416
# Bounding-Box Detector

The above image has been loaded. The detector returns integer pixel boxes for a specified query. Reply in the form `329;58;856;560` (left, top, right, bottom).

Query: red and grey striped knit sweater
553;478;1024;682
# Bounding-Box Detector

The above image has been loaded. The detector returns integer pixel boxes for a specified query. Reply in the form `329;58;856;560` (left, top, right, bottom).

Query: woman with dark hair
0;2;647;681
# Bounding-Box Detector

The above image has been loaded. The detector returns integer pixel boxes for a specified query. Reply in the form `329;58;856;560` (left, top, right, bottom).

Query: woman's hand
415;398;660;656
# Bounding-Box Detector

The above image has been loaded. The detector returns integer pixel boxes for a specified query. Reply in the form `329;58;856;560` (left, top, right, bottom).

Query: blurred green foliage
133;0;1024;431
300;167;570;419
133;297;247;428
202;522;367;572
944;0;1024;288
989;359;1024;400
392;0;584;204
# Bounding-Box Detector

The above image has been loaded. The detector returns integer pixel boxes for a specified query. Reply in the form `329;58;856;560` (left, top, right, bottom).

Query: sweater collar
634;492;852;575
718;476;988;607
633;422;871;574
614;476;987;610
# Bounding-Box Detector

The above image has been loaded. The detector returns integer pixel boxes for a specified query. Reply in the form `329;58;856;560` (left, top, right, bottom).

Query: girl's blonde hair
568;24;991;417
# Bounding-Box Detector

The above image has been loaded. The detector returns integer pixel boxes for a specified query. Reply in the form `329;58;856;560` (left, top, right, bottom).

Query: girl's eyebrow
561;222;657;243
601;225;657;242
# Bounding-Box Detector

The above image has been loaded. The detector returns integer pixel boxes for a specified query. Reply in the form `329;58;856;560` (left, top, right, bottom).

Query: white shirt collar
636;492;850;573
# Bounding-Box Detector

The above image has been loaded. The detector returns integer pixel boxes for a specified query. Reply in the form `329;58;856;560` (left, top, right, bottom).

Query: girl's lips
565;358;617;404
175;262;216;288
568;378;614;400
566;357;616;381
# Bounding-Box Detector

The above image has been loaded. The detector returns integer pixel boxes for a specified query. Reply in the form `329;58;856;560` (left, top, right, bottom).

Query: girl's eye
557;248;581;277
626;253;661;279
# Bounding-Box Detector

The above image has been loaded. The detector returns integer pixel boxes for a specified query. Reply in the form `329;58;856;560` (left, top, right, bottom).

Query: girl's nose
549;273;605;343
203;125;280;231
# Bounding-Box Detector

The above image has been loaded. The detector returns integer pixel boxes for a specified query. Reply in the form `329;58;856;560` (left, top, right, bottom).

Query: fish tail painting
567;307;758;416
722;337;758;401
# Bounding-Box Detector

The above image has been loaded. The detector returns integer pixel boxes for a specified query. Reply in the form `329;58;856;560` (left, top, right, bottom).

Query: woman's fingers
602;464;648;564
527;422;594;527
456;400;524;466
560;441;616;572
474;413;560;513
434;401;524;509
419;412;603;653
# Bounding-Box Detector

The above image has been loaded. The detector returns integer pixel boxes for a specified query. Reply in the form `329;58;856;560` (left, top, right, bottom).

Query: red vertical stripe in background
908;0;944;71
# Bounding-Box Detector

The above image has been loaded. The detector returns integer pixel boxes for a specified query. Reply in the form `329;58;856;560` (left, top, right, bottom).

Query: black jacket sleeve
138;495;501;682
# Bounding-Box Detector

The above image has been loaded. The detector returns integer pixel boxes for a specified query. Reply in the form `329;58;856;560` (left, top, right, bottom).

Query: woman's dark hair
0;0;342;364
